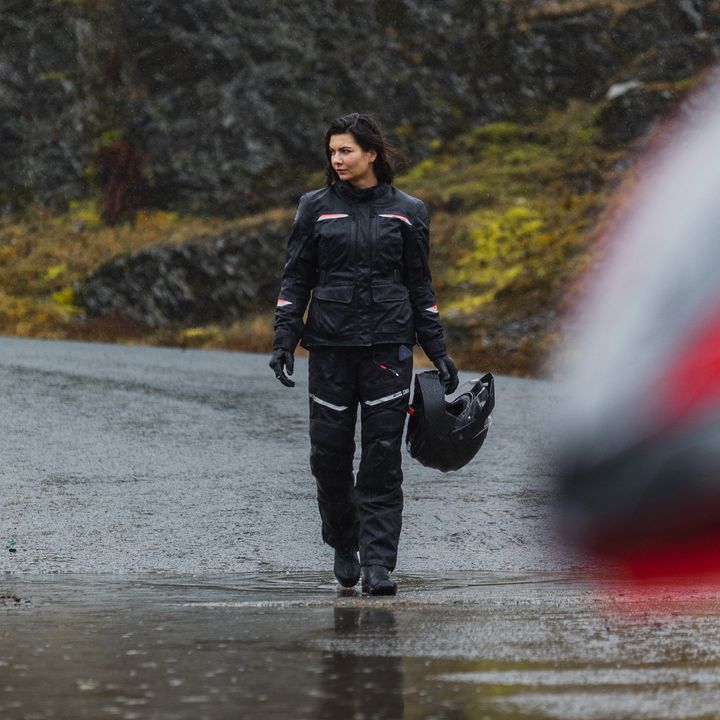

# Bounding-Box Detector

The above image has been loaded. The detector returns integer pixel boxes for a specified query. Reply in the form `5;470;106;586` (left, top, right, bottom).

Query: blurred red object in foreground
662;309;720;429
620;527;720;584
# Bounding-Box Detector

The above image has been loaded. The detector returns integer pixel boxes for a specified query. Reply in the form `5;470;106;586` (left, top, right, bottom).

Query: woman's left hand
433;355;459;394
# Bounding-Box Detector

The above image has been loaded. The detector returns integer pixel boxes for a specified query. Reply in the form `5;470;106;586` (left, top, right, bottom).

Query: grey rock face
2;0;718;215
82;219;287;327
0;1;98;211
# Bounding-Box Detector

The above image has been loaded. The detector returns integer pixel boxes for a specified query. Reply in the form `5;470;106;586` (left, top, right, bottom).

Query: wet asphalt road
0;336;559;576
3;337;720;720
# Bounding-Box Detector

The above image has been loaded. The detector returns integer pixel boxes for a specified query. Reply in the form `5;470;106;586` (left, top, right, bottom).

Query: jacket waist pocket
371;283;410;303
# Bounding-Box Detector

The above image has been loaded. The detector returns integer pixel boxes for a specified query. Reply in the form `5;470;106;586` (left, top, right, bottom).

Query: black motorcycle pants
308;344;413;570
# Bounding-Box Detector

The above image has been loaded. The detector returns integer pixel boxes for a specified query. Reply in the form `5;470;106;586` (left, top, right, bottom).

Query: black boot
334;548;361;587
361;565;397;596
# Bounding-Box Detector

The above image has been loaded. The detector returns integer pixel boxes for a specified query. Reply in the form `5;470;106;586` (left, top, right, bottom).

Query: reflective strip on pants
309;393;350;412
362;388;410;407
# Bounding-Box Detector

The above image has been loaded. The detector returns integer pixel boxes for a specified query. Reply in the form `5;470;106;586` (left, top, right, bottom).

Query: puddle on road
132;570;573;608
2;573;720;719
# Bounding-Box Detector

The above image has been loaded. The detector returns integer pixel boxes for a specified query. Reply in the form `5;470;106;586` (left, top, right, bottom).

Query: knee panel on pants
309;418;355;479
359;435;404;492
363;433;402;469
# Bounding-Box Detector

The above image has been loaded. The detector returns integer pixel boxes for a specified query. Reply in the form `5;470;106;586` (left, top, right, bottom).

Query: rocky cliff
2;0;716;216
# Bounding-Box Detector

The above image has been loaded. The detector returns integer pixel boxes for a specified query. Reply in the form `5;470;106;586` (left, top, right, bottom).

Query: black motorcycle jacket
272;180;448;360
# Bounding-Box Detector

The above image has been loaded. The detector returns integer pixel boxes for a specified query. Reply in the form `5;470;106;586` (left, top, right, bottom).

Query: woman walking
269;113;458;595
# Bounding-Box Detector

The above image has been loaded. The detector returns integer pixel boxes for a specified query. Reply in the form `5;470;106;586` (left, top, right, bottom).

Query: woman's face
329;133;378;188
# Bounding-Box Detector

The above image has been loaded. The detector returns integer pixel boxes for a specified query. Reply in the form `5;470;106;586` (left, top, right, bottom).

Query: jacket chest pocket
315;214;352;268
374;215;405;267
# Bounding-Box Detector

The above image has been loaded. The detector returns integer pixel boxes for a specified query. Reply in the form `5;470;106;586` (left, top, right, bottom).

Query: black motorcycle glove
269;348;295;388
433;355;459;394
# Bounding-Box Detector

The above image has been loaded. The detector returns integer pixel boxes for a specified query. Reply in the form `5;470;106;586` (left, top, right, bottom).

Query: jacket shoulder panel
295;187;330;220
299;186;356;221
302;186;331;203
385;186;427;220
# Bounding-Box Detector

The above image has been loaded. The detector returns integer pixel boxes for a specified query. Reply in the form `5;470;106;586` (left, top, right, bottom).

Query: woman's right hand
269;348;295;388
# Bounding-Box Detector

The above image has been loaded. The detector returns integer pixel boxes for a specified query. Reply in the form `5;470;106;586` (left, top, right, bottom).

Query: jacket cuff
272;334;298;353
421;338;447;362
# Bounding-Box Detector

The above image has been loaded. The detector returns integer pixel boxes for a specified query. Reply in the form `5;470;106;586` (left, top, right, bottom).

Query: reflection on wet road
3;573;720;719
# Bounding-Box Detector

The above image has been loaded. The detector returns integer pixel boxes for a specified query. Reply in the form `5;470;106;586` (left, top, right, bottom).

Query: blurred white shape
560;79;720;463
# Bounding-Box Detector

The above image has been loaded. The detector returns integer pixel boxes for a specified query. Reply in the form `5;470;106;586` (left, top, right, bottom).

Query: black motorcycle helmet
406;371;494;472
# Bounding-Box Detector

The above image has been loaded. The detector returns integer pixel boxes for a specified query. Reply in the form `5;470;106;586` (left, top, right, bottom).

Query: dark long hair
324;113;401;186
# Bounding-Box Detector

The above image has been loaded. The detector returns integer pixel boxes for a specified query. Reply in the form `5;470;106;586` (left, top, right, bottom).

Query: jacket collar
333;180;390;203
